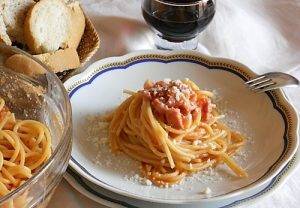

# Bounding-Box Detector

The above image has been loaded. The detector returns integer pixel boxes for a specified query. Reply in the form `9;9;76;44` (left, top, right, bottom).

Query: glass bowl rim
0;44;72;204
150;0;215;7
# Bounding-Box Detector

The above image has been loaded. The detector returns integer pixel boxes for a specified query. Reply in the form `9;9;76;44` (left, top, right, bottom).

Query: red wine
142;0;215;42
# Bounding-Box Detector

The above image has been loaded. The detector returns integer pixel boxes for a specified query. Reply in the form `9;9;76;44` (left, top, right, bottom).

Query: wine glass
142;0;216;50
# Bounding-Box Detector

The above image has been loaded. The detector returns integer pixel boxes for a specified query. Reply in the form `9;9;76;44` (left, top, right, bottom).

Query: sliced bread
67;1;85;49
0;14;11;45
24;0;72;54
2;0;35;43
33;47;80;73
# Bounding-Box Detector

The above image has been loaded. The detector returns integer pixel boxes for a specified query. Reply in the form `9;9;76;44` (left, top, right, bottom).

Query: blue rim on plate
65;51;299;203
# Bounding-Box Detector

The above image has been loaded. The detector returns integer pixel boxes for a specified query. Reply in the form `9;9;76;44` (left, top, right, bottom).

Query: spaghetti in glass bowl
0;44;72;208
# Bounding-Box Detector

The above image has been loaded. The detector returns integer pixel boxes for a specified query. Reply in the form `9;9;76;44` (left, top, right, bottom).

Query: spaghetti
108;79;247;187
0;98;51;196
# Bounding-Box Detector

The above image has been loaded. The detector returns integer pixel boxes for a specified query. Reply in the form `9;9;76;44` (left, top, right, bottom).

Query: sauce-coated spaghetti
108;79;247;187
0;98;51;196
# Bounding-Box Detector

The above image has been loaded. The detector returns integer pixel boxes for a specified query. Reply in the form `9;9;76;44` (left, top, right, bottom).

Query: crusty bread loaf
2;0;35;43
67;1;85;49
24;0;72;54
5;54;45;76
0;14;11;45
33;47;80;72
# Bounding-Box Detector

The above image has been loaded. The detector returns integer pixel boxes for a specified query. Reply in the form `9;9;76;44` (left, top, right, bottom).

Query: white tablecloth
48;0;300;207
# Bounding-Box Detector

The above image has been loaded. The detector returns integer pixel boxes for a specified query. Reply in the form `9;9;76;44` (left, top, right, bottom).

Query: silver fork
245;72;299;93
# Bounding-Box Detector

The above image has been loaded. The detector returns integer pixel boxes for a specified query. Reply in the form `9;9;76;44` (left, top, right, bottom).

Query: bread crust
23;6;36;52
33;47;80;73
67;2;85;49
5;54;45;76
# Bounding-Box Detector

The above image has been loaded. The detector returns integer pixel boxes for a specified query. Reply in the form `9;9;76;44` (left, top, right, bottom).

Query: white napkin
199;0;300;74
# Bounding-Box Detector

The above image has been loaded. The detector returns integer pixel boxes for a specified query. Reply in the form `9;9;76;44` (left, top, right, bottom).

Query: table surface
48;0;300;207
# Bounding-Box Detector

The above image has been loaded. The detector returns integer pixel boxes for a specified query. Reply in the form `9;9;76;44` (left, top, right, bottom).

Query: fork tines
245;75;276;92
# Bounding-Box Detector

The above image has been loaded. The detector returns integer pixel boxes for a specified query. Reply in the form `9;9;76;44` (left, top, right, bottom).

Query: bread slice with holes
0;14;12;45
33;47;80;72
24;0;72;54
2;0;35;43
67;1;85;49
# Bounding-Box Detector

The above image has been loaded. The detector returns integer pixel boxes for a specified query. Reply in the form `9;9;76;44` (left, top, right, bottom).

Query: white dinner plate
65;149;299;208
64;50;299;204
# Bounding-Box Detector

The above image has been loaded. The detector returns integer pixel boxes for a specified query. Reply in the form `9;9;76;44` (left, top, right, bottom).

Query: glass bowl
0;44;72;208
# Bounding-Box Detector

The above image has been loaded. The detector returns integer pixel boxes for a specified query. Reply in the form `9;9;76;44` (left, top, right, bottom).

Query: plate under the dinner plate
64;50;299;204
64;150;299;208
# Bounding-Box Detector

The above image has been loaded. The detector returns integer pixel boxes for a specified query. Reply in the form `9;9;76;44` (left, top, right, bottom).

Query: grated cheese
203;187;212;195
